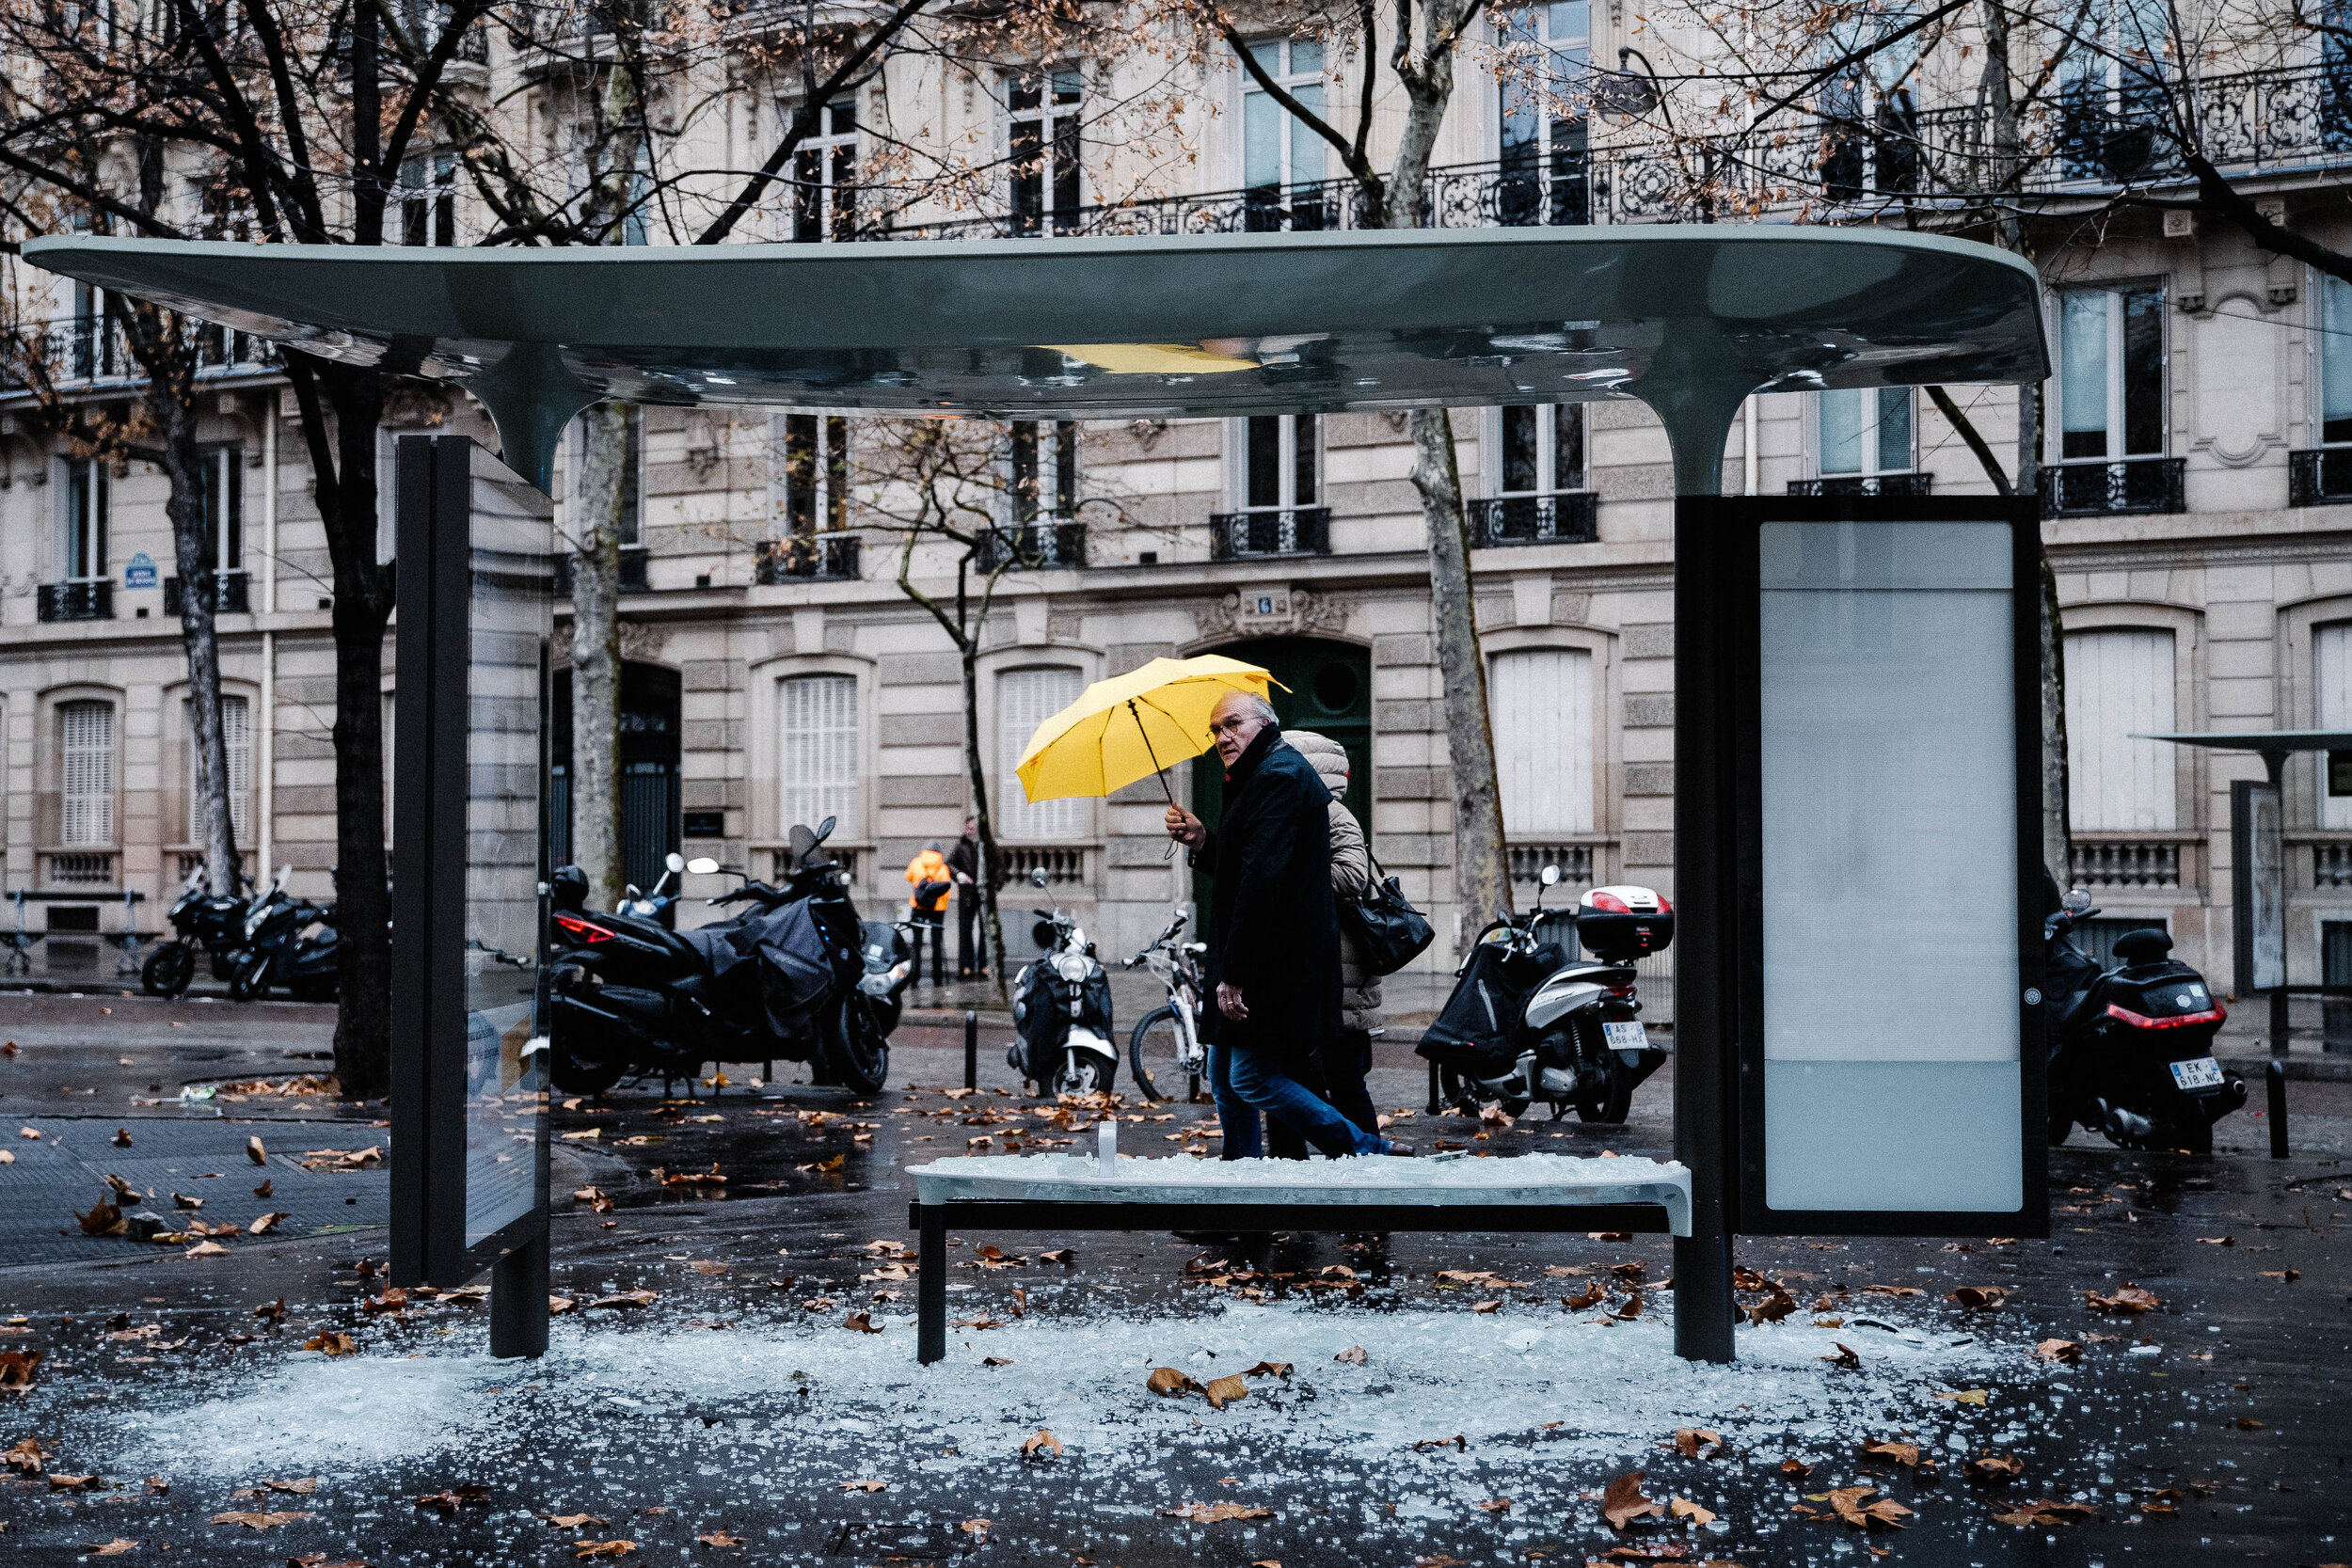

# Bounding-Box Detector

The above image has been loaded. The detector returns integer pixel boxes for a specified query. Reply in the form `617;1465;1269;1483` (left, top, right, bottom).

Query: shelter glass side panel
464;452;554;1250
1756;519;2023;1214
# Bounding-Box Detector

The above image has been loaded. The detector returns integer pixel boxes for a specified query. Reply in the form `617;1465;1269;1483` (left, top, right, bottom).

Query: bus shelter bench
904;1153;1692;1365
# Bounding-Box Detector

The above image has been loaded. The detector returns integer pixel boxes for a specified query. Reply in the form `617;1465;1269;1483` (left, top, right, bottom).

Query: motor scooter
1008;867;1118;1095
229;865;341;1003
1419;866;1673;1122
141;865;254;997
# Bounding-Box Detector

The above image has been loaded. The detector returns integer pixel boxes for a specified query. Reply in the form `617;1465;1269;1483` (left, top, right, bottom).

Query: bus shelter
25;225;2052;1361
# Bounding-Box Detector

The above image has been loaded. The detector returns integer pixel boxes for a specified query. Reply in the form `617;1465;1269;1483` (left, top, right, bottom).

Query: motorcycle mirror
1540;863;1562;887
1029;867;1050;889
815;815;837;843
686;857;721;876
2063;886;2093;914
666;852;686;874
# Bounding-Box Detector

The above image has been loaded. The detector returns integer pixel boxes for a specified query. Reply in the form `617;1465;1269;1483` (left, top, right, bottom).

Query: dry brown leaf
1201;1374;1249;1409
696;1529;745;1546
1147;1367;1204;1398
249;1212;290;1236
184;1241;230;1259
413;1486;492;1513
982;1355;1012;1366
958;1520;991;1536
1933;1388;1989;1405
5;1435;49;1473
246;1135;267;1166
1669;1497;1717;1526
49;1473;104;1491
1948;1286;2010;1310
252;1179;273;1199
542;1514;611;1529
1601;1471;1663;1531
1475;1497;1512;1513
1991;1500;2098;1527
1862;1441;1922;1468
2034;1338;2084;1364
0;1349;44;1388
588;1291;658;1310
1470;1300;1502;1315
302;1333;357;1355
1414;1435;1467;1453
111;1127;134;1148
1039;1247;1075;1263
1966;1453;2024;1483
1159;1501;1273;1523
260;1476;319;1494
210;1511;311;1529
1563;1281;1606;1311
1022;1429;1063;1459
86;1540;138;1556
837;1480;887;1492
1779;1457;1813;1480
77;1198;125;1236
1334;1345;1369;1365
841;1311;882;1334
1244;1360;1293;1379
575;1543;637;1559
2084;1284;2160;1314
1671;1428;1724;1460
1747;1285;1798;1324
1821;1343;1861;1370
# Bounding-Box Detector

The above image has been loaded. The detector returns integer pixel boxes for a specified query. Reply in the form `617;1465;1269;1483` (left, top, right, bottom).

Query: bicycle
1123;907;1209;1103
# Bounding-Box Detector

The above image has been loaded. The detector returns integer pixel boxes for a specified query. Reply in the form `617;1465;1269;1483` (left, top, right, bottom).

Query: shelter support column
2266;749;2290;1158
1649;376;1756;1365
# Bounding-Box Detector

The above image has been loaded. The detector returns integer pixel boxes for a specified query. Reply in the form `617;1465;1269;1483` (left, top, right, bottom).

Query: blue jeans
1211;1039;1387;1159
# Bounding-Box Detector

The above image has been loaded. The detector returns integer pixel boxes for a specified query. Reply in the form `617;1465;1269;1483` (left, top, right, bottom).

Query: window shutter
59;701;114;847
2064;628;2176;832
1489;648;1595;837
997;667;1087;841
779;674;860;839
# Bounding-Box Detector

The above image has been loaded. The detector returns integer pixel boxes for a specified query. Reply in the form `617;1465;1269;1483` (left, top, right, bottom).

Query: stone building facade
4;13;2350;1016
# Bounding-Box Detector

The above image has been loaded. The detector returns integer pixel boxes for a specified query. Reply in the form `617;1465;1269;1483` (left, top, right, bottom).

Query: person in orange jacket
903;841;952;987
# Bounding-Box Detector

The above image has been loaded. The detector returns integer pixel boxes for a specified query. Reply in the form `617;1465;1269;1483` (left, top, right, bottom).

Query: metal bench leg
1426;1060;1440;1116
916;1204;947;1365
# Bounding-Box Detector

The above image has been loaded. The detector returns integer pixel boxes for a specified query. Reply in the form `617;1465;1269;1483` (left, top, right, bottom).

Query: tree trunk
155;380;239;897
571;402;631;911
961;625;1009;1007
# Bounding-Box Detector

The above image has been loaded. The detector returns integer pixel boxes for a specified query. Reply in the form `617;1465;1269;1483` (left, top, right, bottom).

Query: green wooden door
1188;637;1372;913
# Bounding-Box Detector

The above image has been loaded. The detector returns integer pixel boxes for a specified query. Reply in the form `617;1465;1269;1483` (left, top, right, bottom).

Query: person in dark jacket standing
946;816;985;978
1165;691;1394;1160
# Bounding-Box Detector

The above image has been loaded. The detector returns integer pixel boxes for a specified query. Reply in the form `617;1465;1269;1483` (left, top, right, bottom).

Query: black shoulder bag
1346;845;1436;977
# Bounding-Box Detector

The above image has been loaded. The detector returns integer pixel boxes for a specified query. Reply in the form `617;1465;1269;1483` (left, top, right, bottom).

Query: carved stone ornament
1189;587;1354;641
379;378;452;430
1128;418;1168;450
548;618;671;671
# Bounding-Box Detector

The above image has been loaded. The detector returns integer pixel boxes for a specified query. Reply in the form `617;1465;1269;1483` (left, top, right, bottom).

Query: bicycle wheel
1129;1005;1199;1103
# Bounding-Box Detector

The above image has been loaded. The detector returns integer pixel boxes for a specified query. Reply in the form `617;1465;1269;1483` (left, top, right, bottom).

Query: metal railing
37;580;112;623
754;534;862;584
1788;472;1934;498
2039;457;2186;518
1467;493;1599;546
976;520;1087;573
1209;508;1330;561
1;316;276;394
2290;449;2352;509
2070;837;2183;889
163;571;250;616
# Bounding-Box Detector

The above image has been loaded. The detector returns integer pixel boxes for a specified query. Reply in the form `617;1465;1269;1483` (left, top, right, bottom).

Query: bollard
964;1009;978;1090
2267;1057;2289;1159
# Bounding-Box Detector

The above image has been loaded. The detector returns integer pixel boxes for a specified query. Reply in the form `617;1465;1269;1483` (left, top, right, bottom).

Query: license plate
1603;1021;1648;1052
2169;1056;2224;1092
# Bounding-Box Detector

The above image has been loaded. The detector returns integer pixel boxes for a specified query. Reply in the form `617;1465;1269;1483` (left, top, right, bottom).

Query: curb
2218;1054;2352;1084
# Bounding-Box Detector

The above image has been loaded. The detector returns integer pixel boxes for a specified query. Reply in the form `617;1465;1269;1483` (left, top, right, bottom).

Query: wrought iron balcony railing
754;533;862;584
2039;457;2186;518
37;580;112;623
552;549;652;595
1;316;277;395
2290;448;2352;509
1467;493;1600;546
1209;508;1330;561
163;571;250;616
1788;472;1934;498
976;520;1087;572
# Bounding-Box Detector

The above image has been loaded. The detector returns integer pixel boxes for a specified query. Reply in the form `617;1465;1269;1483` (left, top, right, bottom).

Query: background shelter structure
24;225;2051;1361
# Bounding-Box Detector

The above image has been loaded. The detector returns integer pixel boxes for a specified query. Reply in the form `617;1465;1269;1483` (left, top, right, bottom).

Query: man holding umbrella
1165;691;1399;1160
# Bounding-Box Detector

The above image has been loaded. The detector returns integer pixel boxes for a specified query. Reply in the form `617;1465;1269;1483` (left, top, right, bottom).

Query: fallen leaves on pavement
77;1198;125;1236
1820;1343;1861;1370
246;1135;267;1165
1;1350;45;1389
575;1542;637;1559
697;1529;745;1546
1413;1435;1467;1453
1668;1496;1717;1526
1601;1472;1663;1530
302;1333;357;1355
2084;1284;2160;1314
1948;1286;2010;1310
85;1540;137;1556
48;1473;105;1491
1794;1486;1911;1530
1160;1501;1273;1523
1334;1345;1368;1365
6;1436;49;1473
841;1311;882;1334
298;1147;382;1172
249;1212;290;1236
413;1486;493;1513
2035;1338;2085;1363
541;1514;611;1529
1022;1430;1063;1459
1861;1440;1923;1468
1201;1374;1249;1409
1991;1499;2098;1527
1933;1388;1989;1405
1147;1367;1203;1398
837;1480;887;1492
588;1291;658;1311
1966;1453;2025;1482
1669;1428;1724;1459
210;1511;310;1529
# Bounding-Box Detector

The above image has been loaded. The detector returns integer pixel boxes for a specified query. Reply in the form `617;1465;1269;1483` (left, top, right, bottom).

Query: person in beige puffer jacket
1286;730;1382;1138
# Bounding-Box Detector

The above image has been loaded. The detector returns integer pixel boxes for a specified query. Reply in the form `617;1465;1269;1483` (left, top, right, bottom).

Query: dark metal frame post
1671;495;1739;1364
2265;749;2291;1157
964;1009;978;1090
389;436;474;1289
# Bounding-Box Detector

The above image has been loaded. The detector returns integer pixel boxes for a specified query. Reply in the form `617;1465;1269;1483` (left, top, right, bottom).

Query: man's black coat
1198;723;1343;1062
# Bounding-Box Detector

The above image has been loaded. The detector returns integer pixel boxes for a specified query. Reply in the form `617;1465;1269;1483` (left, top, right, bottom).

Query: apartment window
1497;404;1584;494
199;446;243;571
58;700;115;847
186;693;252;843
2058;0;2169;181
777;414;848;534
778;673;860;838
1242;40;1324;196
1497;1;1589;223
2065;627;2176;831
1489;648;1595;835
2318;624;2352;830
790;100;858;243
1820;388;1915;476
2320;273;2352;445
397;152;456;246
998;667;1087;840
1238;415;1319;511
1009;420;1076;521
1009;69;1083;235
63;457;108;579
2058;285;2165;460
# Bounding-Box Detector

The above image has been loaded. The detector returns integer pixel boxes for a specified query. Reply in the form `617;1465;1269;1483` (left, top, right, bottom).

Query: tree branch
1924;384;2012;497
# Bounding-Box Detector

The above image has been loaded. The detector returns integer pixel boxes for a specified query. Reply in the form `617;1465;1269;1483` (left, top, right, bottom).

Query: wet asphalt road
0;992;2347;1565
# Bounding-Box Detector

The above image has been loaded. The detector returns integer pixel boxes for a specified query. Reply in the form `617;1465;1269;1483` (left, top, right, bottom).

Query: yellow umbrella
1015;655;1285;804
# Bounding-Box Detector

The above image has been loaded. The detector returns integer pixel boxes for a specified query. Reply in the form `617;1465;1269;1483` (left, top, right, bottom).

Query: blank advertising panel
1749;512;2037;1226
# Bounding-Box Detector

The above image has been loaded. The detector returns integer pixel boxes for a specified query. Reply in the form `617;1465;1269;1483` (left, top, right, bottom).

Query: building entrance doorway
551;661;681;895
1188;636;1371;913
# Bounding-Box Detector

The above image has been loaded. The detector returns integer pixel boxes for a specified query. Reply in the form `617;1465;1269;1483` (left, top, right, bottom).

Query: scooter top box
1573;886;1675;964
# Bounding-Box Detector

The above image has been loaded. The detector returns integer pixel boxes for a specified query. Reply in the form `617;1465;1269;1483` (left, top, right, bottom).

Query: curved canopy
24;226;2048;493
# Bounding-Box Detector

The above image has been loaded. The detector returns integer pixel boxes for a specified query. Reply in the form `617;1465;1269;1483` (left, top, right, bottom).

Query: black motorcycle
1009;867;1118;1095
548;817;893;1097
2045;888;2245;1153
229;869;341;1004
141;866;253;997
1419;868;1674;1124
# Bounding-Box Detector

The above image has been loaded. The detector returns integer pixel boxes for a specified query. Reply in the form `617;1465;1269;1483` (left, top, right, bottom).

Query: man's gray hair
1217;690;1279;727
